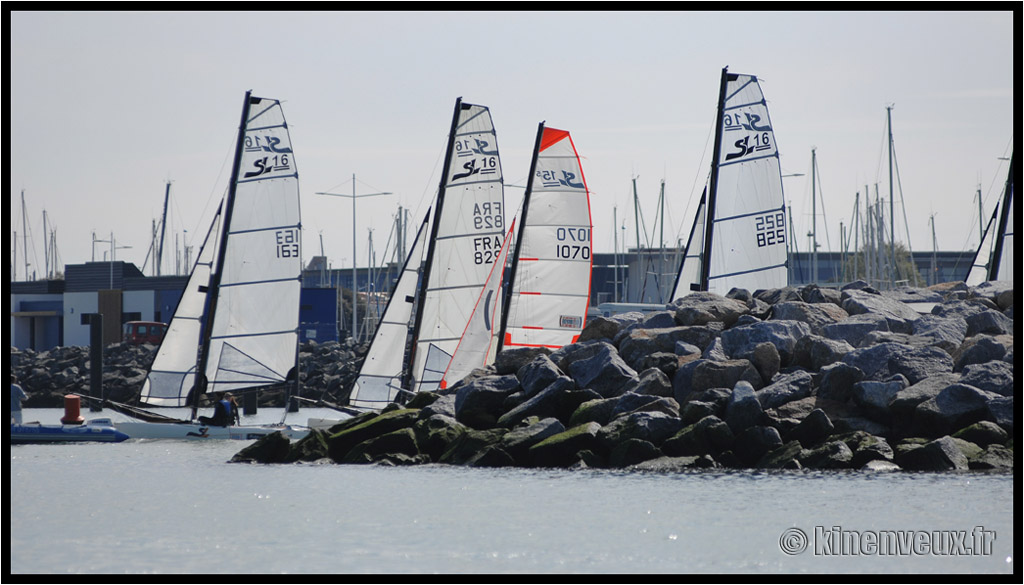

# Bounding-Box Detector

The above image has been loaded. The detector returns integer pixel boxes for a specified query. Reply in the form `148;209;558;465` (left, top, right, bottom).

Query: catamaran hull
107;419;309;441
10;421;130;444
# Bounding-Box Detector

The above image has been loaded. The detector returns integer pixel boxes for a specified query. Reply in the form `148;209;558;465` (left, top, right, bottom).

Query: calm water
9;408;1015;574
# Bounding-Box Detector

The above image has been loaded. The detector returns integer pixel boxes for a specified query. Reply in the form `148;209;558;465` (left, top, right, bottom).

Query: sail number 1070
555;227;591;260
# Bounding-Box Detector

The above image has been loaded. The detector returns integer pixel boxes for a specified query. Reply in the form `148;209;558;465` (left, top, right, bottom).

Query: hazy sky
10;9;1015;279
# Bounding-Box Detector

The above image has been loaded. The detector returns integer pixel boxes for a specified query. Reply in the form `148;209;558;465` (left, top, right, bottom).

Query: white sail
204;94;302;393
440;219;516;390
965;206;1000;286
139;208;221;406
500;125;593;350
410;100;505;393
348;213;430;410
672;68;788;297
669;188;707;302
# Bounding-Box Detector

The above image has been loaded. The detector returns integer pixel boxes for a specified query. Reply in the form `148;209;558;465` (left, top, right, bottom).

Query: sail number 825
754;213;786;247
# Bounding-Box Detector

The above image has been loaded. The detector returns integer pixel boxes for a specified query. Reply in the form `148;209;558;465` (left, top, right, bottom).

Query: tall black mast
496;121;545;353
191;90;254;417
988;151;1015;281
404;97;464;390
699;67;731;291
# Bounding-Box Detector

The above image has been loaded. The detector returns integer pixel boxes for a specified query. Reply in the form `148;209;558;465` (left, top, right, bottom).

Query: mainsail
139;92;302;407
671;67;788;299
347;212;430;410
407;99;506;393
499;124;593;351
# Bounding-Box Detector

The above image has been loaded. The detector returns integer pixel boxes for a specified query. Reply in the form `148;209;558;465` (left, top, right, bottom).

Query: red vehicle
122;321;168;345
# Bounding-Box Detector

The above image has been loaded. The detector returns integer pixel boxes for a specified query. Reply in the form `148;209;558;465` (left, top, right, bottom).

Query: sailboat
96;91;309;440
670;67;789;299
440;123;594;389
344;98;506;411
965;152;1014;285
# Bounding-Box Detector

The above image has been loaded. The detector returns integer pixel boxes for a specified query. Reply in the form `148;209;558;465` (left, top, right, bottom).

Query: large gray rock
724;380;765;434
720;320;813;366
454;375;522;429
792;335;854;372
785;408;834;447
965;309;1013;337
888;372;961;419
528;422;603;468
842;342;954;384
954;336;1009;372
912;314;968;354
951;420;1008;448
669;291;751;327
618;326;721;370
597;411;685;449
771;301;849;334
821;312;890;347
799;440;855;469
494;347;553;375
566;342;637;398
620;367;674;398
662;415;735;457
914;383;1004;437
515;355;565;398
413;414;469;462
895;436;969;471
496;376;575;429
851;375;908;422
959;360;1014;396
499;417;566;463
840;288;921;333
817;362;865;402
689;359;764;396
611;392;681;419
733;425;783;466
755;369;814;410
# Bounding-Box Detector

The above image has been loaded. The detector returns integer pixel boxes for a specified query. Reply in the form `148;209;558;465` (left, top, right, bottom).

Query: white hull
93;417;309;441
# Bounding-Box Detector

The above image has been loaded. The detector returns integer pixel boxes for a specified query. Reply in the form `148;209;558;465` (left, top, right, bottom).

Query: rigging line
891;141;921;285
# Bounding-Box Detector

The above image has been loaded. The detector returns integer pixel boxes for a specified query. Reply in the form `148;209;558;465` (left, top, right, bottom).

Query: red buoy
61;395;85;425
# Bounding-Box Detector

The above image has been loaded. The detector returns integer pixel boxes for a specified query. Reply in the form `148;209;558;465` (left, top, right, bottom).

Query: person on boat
11;375;28;425
198;392;240;427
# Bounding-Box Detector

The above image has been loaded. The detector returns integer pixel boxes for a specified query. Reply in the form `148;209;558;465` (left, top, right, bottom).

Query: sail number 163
275;229;299;258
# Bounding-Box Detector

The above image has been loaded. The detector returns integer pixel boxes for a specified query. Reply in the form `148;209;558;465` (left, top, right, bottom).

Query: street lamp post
317;174;391;342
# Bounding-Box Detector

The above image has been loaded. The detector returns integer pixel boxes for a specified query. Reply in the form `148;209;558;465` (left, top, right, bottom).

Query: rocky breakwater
10;339;367;408
233;280;1014;473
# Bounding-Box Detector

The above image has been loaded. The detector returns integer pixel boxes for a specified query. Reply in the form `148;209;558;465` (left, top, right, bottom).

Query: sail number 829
754;213;786;247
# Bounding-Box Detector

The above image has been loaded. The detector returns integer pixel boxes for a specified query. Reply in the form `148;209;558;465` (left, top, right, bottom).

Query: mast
811;148;817;285
158;181;170;277
887;105;896;289
658;179;666;302
699;66;731;291
405;97;463;390
192;90;254;416
21;190;29;280
987;152;1014;281
496;121;545;353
